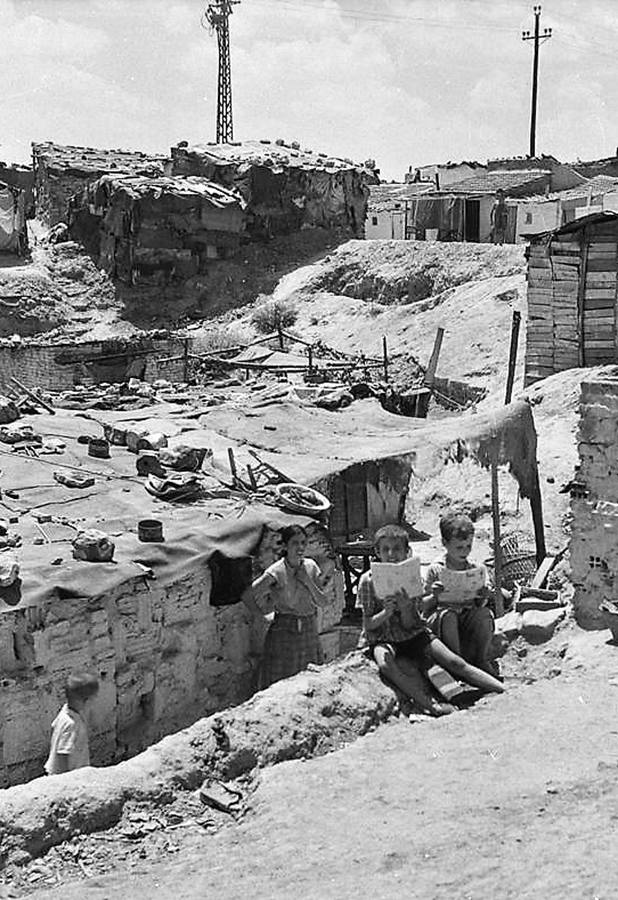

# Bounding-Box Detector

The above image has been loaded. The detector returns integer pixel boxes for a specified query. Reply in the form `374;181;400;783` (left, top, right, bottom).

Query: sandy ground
23;627;618;900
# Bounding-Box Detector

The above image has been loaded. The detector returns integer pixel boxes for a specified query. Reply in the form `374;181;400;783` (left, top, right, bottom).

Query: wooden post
577;228;589;367
490;451;504;618
227;447;239;486
423;327;444;387
183;338;190;383
529;467;547;566
382;336;389;382
277;322;284;350
416;327;445;418
504;310;521;405
308;345;314;372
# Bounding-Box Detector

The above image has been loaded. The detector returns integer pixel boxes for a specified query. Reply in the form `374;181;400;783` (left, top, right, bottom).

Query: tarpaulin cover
0;397;539;613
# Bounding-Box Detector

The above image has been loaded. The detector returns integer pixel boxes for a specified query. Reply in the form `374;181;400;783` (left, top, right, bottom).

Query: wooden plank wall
525;221;618;385
525;234;580;385
582;223;618;365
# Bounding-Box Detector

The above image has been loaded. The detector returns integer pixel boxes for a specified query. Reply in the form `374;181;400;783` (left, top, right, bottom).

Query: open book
438;566;486;608
370;556;423;600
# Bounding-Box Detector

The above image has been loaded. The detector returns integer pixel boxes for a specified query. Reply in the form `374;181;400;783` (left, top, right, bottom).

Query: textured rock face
0;654;396;866
570;378;618;628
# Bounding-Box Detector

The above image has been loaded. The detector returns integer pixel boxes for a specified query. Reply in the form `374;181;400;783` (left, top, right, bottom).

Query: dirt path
29;630;618;900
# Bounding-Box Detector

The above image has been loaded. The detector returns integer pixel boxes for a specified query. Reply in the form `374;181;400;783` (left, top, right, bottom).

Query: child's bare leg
438;610;462;656
429;638;505;694
463;607;495;671
397;656;454;716
374;646;453;715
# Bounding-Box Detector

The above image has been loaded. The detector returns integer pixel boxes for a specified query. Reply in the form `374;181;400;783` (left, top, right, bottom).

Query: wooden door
582;225;618;365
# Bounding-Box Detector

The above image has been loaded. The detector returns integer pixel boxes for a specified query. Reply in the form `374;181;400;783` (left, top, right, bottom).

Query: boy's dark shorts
371;630;433;669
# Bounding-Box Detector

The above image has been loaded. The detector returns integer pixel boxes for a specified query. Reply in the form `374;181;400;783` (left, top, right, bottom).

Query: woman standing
244;525;329;687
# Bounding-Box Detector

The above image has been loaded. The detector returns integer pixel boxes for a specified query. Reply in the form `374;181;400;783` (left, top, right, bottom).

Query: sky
2;0;617;180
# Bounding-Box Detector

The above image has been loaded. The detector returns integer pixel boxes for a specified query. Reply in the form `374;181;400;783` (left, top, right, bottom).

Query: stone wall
570;375;618;627
0;336;187;392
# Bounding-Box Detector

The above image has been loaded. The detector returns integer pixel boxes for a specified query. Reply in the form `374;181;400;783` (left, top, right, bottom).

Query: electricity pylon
203;1;239;143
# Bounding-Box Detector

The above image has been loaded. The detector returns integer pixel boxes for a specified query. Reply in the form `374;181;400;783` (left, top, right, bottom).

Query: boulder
521;608;566;644
0;397;19;426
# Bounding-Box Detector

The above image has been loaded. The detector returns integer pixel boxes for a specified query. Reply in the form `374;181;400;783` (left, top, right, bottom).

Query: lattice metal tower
203;0;239;143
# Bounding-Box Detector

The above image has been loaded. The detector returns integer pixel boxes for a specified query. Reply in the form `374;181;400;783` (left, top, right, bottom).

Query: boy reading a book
356;524;504;718
423;512;497;676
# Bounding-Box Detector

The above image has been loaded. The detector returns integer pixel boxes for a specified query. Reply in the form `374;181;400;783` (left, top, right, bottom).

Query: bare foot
424;700;456;717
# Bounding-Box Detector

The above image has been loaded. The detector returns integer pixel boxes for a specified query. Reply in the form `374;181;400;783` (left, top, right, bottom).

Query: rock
72;530;115;563
0;397;19;426
515;598;565;613
521;608;566;644
494;610;522;640
0;555;19;587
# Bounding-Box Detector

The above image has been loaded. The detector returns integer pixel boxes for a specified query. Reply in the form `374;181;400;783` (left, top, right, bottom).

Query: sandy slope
30;628;618;900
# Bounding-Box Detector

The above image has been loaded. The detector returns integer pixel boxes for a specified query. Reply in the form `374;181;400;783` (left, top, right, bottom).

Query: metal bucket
88;437;110;459
138;519;164;543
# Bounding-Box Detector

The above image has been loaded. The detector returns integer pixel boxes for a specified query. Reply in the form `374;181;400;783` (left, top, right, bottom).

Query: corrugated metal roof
442;169;551;195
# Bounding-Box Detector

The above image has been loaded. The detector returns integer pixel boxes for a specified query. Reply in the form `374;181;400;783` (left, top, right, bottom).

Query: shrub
196;324;253;354
251;298;298;334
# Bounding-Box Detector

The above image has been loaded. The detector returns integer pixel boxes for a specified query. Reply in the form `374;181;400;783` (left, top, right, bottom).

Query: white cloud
0;0;617;177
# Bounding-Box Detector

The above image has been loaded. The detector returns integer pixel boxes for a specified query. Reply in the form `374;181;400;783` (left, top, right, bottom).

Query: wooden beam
504;310;521;405
490;454;504;618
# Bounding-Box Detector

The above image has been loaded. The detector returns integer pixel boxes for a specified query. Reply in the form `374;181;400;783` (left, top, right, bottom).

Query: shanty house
405;160;486;189
0;181;27;255
169;139;377;240
69;174;246;285
516;176;618;242
32;143;167;226
524;211;618;385
366;182;433;240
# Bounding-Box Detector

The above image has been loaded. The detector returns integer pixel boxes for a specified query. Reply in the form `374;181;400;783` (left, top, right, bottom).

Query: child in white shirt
45;672;99;775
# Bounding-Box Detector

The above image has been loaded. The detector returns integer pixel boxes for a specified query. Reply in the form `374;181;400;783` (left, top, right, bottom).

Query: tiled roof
32;142;167;176
441;169;551;195
368;182;433;211
518;175;618;204
172;140;370;173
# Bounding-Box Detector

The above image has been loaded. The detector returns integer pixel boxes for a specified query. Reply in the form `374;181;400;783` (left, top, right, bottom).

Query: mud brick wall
0;568;263;787
570;376;618;627
0;532;345;787
0;337;187;392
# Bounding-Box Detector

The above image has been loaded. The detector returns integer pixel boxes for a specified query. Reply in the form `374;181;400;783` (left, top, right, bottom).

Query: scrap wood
10;376;55;415
247;448;293;484
529;546;567;589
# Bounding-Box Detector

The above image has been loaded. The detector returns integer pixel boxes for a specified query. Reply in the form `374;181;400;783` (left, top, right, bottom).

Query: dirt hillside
206;239;527;397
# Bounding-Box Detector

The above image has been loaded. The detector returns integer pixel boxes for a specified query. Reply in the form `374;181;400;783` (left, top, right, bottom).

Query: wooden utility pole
522;5;552;158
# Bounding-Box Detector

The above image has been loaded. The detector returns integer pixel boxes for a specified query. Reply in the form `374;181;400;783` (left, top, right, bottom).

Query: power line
248;0;515;31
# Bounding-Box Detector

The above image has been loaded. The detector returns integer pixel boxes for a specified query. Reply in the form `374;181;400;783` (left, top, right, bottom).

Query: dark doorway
464;199;480;242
